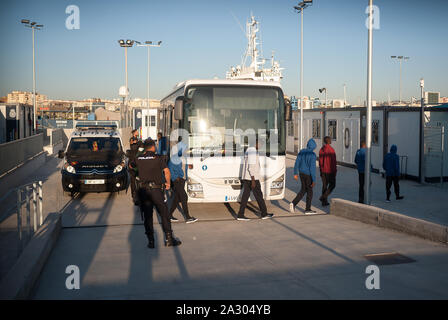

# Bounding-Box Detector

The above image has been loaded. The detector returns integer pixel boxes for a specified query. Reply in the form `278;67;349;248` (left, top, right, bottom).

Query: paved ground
29;156;448;299
2;152;448;298
32;212;448;299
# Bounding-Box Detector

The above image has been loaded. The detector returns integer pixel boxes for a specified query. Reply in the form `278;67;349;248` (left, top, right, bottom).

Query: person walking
157;132;168;156
237;139;274;221
168;137;198;224
383;144;404;202
127;129;141;205
133;139;182;248
290;138;317;214
319;136;337;206
354;141;367;203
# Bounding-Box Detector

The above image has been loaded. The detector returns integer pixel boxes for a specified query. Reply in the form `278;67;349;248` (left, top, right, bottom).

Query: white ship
226;15;283;82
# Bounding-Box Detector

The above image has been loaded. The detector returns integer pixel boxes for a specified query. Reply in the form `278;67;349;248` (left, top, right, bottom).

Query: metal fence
399;155;408;178
0;133;44;177
0;181;43;257
424;126;445;187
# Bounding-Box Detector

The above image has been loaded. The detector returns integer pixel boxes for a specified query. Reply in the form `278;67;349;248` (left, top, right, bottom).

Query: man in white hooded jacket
237;139;274;221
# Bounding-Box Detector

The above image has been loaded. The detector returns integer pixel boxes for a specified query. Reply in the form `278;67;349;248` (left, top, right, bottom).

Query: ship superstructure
226;15;283;82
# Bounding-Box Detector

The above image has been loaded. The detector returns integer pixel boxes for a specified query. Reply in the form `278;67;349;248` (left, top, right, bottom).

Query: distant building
7;90;47;106
128;98;160;109
439;96;448;104
425;92;440;104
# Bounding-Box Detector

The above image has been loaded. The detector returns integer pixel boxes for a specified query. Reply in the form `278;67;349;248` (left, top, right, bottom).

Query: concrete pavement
4;152;448;299
32;212;448;299
31;155;448;299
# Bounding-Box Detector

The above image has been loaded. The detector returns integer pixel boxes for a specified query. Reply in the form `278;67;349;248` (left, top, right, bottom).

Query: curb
330;198;448;244
0;212;62;299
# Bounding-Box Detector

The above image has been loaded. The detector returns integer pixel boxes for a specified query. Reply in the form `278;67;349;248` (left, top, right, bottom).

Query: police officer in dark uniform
127;129;142;205
134;139;182;248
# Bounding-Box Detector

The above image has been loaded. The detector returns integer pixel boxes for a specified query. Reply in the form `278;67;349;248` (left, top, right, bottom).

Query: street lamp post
343;84;347;107
135;41;162;110
21;19;43;133
294;0;312;150
391;55;410;105
118;39;135;127
365;0;374;204
419;78;425;184
319;88;327;108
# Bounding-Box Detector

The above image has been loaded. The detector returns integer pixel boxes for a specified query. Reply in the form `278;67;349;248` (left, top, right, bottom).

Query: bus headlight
113;165;123;173
187;178;204;198
187;183;203;192
270;175;284;195
64;163;76;174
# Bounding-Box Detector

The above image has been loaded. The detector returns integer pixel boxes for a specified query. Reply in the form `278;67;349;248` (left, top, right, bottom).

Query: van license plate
84;180;105;185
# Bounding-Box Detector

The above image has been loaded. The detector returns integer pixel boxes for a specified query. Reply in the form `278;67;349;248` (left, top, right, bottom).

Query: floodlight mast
136;41;162;110
21;19;43;132
118;39;136;127
365;0;374;204
391;55;410;105
294;0;313;149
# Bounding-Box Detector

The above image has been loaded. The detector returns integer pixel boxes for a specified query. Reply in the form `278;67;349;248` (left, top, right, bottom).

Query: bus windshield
183;86;286;155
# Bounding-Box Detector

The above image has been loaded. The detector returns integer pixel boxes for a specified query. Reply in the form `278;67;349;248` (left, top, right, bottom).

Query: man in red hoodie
319;136;337;206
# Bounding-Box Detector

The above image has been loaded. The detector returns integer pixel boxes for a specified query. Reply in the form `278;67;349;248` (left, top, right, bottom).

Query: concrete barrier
43;128;64;155
0;212;61;299
331;198;448;244
0;133;44;177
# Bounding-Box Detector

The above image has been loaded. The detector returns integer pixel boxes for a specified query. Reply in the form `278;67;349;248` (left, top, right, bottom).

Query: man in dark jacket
127;129;142;205
383;144;404;202
319;136;337;206
290;138;317;214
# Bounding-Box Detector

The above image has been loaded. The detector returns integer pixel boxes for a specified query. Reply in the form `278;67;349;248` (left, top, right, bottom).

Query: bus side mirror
174;96;184;120
285;99;292;121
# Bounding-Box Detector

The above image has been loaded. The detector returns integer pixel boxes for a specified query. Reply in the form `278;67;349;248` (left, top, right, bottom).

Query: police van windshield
67;137;122;158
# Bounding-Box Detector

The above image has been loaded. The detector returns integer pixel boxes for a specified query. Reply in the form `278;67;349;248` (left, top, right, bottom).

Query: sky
0;0;447;104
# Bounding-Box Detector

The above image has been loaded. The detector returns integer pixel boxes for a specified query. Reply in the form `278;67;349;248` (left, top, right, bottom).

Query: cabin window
150;115;156;127
288;120;294;137
312;119;321;139
328;120;337;140
372;120;380;146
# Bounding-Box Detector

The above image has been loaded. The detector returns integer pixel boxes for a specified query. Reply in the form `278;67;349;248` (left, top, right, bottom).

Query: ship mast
227;14;283;82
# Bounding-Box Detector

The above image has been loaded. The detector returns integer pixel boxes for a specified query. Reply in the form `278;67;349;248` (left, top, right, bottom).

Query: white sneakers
289;203;295;213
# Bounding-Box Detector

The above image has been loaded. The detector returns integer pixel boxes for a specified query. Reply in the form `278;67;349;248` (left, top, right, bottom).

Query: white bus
159;79;291;203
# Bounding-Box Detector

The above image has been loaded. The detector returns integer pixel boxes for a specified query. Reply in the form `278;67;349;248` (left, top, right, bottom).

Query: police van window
328;120;337;140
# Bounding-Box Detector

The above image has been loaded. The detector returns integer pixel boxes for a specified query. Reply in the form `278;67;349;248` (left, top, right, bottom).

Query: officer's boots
165;231;182;247
146;233;155;249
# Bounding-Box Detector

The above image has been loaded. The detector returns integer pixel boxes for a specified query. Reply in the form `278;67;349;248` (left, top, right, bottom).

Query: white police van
58;121;128;196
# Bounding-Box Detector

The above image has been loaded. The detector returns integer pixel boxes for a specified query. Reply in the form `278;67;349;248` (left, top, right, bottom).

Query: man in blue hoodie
167;137;198;223
354;141;367;203
290;138;317;214
383;144;404;202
